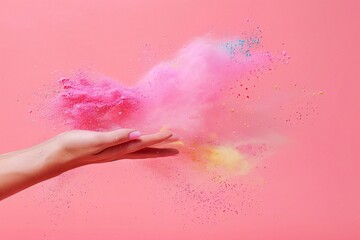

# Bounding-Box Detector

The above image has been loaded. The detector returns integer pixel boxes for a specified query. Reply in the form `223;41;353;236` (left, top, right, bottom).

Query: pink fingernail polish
129;131;141;140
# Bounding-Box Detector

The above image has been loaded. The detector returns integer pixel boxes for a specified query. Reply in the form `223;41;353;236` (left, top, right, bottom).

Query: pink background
0;0;359;239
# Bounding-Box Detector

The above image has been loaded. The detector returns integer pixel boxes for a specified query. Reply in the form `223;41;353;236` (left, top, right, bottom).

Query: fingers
121;147;179;159
94;129;141;149
93;130;174;161
153;135;179;144
150;136;182;147
136;130;173;147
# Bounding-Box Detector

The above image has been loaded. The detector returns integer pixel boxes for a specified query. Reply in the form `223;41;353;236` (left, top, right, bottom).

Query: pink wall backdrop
0;0;359;239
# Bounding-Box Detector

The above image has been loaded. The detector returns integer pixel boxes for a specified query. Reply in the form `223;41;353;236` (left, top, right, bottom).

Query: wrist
16;144;65;182
11;140;72;182
0;144;64;200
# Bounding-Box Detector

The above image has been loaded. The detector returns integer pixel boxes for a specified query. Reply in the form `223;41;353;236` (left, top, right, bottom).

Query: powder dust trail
48;36;287;176
38;34;298;221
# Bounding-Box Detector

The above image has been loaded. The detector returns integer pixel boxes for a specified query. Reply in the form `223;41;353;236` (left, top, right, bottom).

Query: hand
0;129;179;200
51;129;179;170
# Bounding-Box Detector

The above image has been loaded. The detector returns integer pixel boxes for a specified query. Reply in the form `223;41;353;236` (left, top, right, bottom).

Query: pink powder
53;37;274;133
49;36;284;174
53;77;143;130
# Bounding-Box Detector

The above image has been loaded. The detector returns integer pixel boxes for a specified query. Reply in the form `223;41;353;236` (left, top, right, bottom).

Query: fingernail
129;131;141;140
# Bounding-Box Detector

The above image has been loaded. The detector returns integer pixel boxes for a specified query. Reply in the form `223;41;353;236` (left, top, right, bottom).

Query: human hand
0;129;179;200
49;129;179;171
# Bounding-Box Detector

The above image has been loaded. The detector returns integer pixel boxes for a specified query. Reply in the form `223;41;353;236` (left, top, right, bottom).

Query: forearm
0;129;177;201
0;142;66;200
